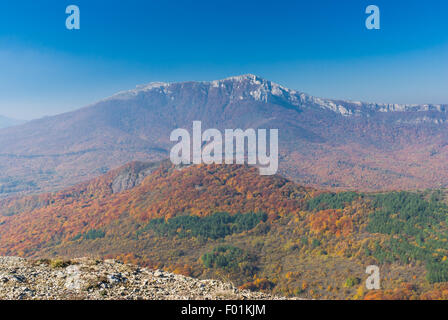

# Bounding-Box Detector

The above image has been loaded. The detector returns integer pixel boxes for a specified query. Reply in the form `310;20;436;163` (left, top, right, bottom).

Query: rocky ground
0;256;283;300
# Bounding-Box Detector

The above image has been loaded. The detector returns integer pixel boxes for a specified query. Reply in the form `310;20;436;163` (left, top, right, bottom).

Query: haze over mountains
0;74;447;197
0;115;25;129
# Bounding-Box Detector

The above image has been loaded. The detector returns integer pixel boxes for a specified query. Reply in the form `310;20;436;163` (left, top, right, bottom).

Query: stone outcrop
0;256;283;300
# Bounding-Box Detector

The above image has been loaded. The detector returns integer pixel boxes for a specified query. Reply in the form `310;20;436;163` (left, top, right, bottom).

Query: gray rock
0;256;291;300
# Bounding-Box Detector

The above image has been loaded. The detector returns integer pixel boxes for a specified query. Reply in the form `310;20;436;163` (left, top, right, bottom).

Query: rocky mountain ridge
0;256;283;300
109;74;447;117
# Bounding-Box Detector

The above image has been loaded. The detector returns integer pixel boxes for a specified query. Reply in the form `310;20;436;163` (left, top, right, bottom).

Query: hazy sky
0;0;447;120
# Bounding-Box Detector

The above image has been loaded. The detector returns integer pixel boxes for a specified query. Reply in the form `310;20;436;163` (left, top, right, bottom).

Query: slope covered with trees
0;161;310;256
0;161;448;299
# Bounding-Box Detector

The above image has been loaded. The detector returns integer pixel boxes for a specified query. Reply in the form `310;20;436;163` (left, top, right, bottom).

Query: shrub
344;276;361;288
84;229;106;240
50;259;71;269
240;278;275;291
201;245;255;274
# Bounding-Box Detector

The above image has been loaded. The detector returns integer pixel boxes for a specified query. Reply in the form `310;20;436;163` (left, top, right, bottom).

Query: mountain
0;115;25;129
0;74;447;197
1;161;448;299
0;161;310;256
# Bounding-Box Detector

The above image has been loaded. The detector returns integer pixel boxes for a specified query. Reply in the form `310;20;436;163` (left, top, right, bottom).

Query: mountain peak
102;75;447;117
221;74;262;82
216;74;288;91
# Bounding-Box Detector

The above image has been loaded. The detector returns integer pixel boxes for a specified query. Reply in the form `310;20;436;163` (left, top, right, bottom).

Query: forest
366;191;448;283
138;211;267;240
0;162;448;299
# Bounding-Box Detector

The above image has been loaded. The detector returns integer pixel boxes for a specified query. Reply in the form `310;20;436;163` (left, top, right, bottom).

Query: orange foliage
308;209;353;237
0;162;311;257
239;278;275;291
363;283;419;300
420;283;448;300
164;264;194;277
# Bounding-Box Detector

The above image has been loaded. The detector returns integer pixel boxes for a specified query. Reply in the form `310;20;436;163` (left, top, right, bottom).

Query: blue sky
0;0;447;120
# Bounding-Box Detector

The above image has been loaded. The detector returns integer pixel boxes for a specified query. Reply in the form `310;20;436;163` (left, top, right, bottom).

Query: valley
1;160;447;299
2;0;447;304
0;76;447;300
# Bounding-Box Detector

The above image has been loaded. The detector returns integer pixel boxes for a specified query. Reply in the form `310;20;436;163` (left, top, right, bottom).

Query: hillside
0;256;281;300
0;75;447;197
0;161;311;256
1;161;448;299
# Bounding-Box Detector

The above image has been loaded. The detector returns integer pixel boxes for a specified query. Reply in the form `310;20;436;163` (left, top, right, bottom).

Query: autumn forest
0;160;447;299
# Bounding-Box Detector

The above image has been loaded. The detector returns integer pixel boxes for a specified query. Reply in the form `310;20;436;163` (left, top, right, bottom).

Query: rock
111;163;156;194
153;270;164;277
64;265;83;291
0;256;290;300
12;275;26;283
107;273;126;284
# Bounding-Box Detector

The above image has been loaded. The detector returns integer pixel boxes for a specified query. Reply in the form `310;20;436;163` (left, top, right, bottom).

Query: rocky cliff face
108;74;448;117
111;161;159;193
0;256;282;300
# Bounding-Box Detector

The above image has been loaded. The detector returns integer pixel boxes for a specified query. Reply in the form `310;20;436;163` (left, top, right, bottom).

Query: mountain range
1;75;447;299
0;74;447;197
